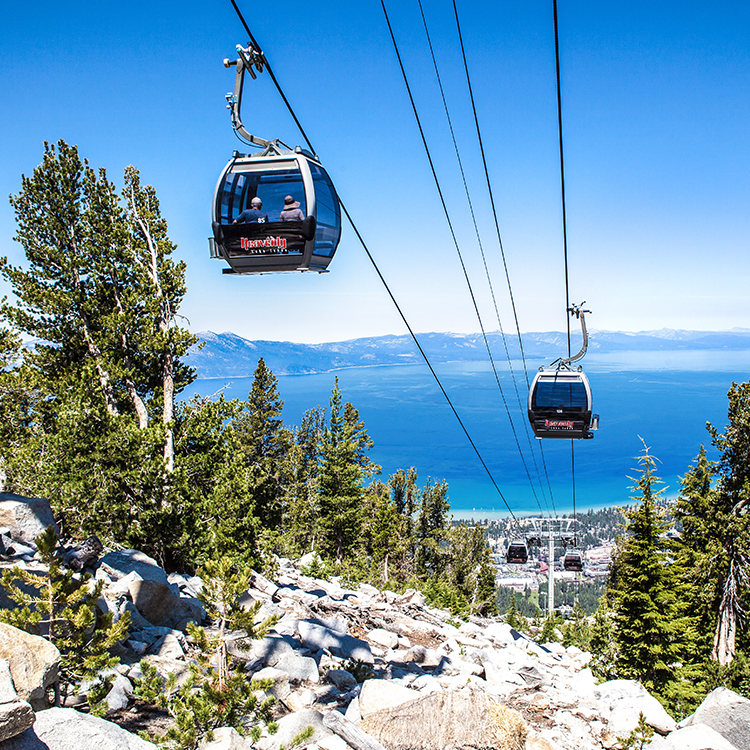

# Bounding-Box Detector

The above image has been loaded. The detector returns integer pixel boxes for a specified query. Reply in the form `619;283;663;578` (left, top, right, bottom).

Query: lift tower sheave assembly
526;517;578;615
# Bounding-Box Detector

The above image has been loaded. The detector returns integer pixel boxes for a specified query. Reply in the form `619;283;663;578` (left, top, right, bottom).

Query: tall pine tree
0;141;209;567
608;448;691;697
675;381;750;667
318;379;378;563
233;358;291;529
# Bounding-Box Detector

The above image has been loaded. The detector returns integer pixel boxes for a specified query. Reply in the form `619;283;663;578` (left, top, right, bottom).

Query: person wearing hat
234;196;268;224
280;195;305;222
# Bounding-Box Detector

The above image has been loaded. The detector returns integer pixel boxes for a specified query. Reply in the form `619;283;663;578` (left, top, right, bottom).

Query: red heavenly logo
544;420;574;429
240;236;288;252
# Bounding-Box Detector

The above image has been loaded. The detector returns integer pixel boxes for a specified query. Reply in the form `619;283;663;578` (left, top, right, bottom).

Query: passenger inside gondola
219;168;307;224
233;196;268;224
280;195;304;221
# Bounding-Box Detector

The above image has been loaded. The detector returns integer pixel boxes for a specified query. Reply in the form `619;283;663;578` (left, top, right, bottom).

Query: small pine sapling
617;712;654;749
539;612;564;644
280;725;315;750
133;557;280;749
0;526;130;712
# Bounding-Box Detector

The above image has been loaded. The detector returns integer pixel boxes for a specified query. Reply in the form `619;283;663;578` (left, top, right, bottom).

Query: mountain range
186;328;750;378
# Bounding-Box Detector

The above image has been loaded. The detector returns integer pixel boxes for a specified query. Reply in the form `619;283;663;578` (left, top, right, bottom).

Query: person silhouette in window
279;195;304;222
234;196;268;224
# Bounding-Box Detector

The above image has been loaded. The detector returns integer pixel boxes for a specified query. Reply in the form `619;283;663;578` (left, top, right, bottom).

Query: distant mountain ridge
186;329;750;379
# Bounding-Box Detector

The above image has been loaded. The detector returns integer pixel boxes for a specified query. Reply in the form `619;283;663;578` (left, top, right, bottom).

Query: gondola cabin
528;368;597;440
562;550;584;572
506;540;529;565
210;150;342;274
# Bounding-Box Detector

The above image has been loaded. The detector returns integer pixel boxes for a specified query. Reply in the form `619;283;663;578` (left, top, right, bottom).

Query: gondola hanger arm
224;43;288;154
556;302;590;368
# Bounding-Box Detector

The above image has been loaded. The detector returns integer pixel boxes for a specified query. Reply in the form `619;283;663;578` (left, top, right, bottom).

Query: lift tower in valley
526;517;578;615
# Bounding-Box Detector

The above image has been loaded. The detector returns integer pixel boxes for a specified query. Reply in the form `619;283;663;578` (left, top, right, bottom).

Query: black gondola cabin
506;540;529;564
528;368;597;440
210;150;342;274
562;550;584;572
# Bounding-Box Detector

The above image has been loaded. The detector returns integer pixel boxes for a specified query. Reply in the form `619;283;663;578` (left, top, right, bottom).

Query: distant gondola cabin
506;541;529;565
528;368;597;440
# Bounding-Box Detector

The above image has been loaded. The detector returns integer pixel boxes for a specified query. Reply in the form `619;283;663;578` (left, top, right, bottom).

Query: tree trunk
336;532;343;565
79;309;119;417
124;377;149;430
112;281;149;429
162;347;174;473
323;710;386;750
128;186;175;472
712;558;740;666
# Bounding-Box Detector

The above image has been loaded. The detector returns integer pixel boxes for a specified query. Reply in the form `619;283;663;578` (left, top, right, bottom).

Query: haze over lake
183;332;750;519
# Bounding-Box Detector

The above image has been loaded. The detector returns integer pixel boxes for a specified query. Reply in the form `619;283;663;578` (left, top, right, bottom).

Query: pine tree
0;527;130;711
676;382;750;667
589;593;619;681
368;481;400;586
282;407;324;555
0;141;198;566
539;612;563;643
389;468;419;578
562;600;590;649
176;394;260;569
444;523;498;616
233;358;292;530
505;591;522;629
318;379;378;563
134;558;279;749
608;448;690;696
415;479;450;577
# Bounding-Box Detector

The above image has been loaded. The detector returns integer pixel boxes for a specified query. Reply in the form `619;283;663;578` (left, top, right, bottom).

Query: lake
182;349;750;519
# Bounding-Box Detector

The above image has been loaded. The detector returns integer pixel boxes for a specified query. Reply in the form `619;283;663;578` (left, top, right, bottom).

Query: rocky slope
0;492;747;750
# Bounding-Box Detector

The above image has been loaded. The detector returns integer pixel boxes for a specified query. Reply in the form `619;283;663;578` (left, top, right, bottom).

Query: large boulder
654;723;742;750
0;493;57;544
367;628;398;650
98;550;168;586
595;679;676;735
326;669;357;691
359;688;528;750
128;579;203;630
678;687;750;750
400;644;443;667
228;634;296;667
0;659;34;742
273;653;319;684
0;623;60;711
2;707;157;749
298;621;373;663
358;679;419;719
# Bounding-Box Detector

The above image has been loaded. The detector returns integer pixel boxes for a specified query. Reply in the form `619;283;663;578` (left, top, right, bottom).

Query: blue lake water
183;349;750;518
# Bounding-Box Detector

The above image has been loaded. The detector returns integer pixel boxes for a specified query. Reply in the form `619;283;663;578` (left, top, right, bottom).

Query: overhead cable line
227;0;518;522
381;0;544;519
414;0;551;518
450;0;558;517
552;0;579;525
553;0;572;358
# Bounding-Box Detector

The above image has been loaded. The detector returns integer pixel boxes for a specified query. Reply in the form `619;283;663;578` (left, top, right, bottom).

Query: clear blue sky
2;1;749;344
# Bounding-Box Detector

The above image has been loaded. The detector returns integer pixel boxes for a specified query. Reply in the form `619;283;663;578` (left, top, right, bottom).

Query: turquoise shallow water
182;349;750;518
